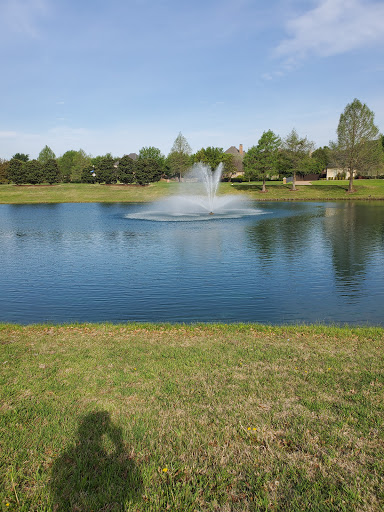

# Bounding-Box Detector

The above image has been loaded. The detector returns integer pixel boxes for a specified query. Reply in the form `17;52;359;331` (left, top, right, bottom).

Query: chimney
239;144;243;155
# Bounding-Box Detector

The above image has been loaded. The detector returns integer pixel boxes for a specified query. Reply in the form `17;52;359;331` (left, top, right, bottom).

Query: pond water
0;201;383;325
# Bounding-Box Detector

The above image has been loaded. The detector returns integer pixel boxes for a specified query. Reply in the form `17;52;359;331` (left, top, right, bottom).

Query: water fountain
125;162;263;222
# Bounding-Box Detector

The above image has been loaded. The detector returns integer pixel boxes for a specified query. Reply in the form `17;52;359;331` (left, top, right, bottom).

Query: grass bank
1;323;383;511
1;179;384;203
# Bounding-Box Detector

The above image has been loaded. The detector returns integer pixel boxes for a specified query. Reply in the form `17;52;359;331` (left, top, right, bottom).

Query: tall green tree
243;130;281;192
25;160;44;184
59;149;91;182
43;159;61;184
166;132;192;181
95;154;117;184
38;145;56;165
332;99;381;192
118;155;136;184
81;164;97;184
135;158;162;185
311;146;331;173
12;153;29;162
7;159;25;184
138;147;165;171
0;159;9;184
281;129;314;190
192;147;236;178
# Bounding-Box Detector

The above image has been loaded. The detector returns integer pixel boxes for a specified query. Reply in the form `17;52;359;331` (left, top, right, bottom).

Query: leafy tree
58;150;77;182
58;149;91;182
135;158;162;185
332;99;381;191
38;145;56;165
243;130;281;192
12;153;29;162
138;147;165;172
0;159;9;184
118;155;136;184
43;159;61;184
95;155;117;184
311;146;331;172
81;164;97;183
281;129;314;190
192;147;236;179
8;158;26;184
166;133;192;181
25;160;44;184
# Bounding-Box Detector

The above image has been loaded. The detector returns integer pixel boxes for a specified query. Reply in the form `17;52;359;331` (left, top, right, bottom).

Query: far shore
1;179;384;204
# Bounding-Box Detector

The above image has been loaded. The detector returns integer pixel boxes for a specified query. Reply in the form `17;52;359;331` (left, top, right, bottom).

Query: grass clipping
1;323;383;511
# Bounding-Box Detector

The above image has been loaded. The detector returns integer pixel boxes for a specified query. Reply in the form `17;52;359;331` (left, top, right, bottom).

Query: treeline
0;134;240;186
1;100;383;190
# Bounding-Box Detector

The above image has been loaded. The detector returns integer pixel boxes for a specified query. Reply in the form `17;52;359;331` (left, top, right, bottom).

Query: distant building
224;144;245;176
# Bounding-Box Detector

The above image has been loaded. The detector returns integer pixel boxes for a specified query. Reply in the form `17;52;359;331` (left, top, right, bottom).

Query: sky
0;0;383;159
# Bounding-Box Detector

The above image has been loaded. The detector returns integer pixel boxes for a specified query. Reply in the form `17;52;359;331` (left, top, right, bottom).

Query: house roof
225;146;240;155
128;153;138;160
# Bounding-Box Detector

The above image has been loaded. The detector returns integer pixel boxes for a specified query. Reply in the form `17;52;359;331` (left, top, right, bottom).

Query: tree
243;130;281;192
38;145;56;165
24;160;44;184
94;154;117;184
12;153;29;162
81;164;97;183
311;146;331;173
332;99;380;192
192;147;236;179
0;159;9;184
43;159;61;184
281;129;314;190
58;149;91;182
166;133;192;181
7;159;25;184
138;147;165;172
118;155;136;184
135;158;162;185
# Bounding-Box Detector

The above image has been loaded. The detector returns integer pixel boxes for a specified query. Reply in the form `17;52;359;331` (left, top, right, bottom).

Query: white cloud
275;0;384;63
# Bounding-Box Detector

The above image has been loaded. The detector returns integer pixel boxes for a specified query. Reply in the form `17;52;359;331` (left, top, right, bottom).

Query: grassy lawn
1;180;384;203
1;323;383;511
230;179;384;201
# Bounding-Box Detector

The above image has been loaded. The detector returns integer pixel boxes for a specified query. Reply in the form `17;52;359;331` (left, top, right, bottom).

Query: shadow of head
50;411;142;511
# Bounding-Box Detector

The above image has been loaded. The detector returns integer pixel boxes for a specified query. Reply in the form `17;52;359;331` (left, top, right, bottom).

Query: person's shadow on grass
50;411;142;511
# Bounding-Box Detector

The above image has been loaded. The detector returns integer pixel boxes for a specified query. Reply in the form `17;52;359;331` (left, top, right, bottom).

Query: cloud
275;0;384;64
0;0;49;38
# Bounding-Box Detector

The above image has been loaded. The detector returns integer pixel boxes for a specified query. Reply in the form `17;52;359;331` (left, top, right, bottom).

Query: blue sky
1;0;383;159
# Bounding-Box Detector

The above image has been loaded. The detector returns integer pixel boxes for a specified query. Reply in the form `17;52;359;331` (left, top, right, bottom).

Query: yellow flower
162;467;168;472
247;427;251;430
252;428;257;431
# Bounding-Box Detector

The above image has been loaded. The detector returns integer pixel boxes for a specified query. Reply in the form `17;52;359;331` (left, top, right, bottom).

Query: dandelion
247;427;251;430
252;428;257;431
162;467;168;473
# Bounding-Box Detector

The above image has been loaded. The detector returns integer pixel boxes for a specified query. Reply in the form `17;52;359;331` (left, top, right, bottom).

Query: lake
0;201;383;325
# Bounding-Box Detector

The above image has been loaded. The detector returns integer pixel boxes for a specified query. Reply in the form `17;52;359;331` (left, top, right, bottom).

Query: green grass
231;179;384;201
1;323;383;511
1;179;384;203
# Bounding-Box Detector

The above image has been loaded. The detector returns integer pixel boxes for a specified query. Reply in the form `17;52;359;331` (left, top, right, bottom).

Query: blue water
0;201;383;325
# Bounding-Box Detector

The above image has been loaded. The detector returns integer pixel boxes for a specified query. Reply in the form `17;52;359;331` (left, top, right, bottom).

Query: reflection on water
0;202;383;325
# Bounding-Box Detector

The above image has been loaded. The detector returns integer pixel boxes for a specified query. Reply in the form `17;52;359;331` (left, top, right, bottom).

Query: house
325;168;356;180
224;144;245;176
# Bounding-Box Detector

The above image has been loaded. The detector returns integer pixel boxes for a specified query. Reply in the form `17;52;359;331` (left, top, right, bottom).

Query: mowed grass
1;323;383;511
231;179;384;201
1;179;384;204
